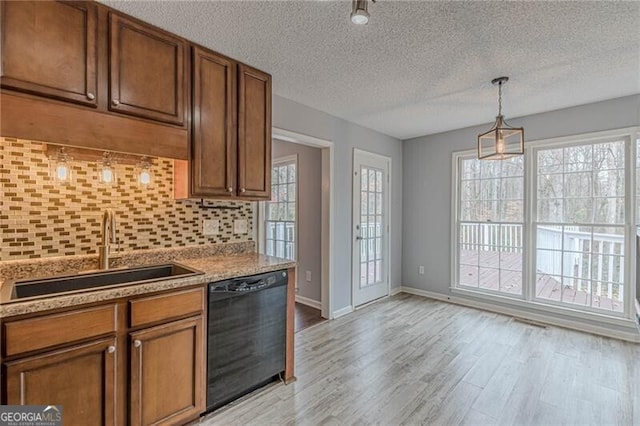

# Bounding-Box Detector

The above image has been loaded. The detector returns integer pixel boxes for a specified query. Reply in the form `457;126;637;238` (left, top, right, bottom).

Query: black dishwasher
206;270;288;412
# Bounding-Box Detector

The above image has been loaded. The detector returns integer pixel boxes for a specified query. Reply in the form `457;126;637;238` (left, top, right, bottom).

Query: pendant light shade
98;152;118;186
137;157;153;188
478;77;524;160
49;146;74;184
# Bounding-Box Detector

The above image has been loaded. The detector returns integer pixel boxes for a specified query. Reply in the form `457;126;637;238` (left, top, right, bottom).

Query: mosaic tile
0;138;254;260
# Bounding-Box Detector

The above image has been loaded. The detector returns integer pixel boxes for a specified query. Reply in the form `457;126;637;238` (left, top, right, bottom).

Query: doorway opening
256;128;334;322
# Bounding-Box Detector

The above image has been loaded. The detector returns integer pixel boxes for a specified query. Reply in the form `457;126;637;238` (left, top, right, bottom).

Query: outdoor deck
459;250;624;313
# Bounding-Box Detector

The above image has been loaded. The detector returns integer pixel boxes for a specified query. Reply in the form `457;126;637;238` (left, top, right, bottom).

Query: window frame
531;138;629;317
451;126;640;322
454;155;526;299
260;154;298;261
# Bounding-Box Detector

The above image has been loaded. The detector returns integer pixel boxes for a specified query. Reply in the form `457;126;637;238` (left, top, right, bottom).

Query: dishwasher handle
209;270;288;294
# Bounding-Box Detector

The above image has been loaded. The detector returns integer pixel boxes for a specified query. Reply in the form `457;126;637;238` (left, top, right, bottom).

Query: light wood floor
200;293;640;426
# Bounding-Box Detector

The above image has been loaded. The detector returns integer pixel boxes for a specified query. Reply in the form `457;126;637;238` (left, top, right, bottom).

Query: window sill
450;286;632;328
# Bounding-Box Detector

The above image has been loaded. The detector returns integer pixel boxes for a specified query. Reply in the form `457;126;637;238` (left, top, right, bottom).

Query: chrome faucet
98;209;117;269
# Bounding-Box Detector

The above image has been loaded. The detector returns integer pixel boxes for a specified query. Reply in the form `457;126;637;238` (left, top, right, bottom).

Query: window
453;131;637;318
457;156;524;295
358;166;384;287
264;158;296;260
535;141;626;313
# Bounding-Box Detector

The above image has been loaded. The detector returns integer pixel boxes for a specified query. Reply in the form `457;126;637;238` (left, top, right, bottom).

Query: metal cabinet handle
227;187;233;193
356;236;363;240
87;92;95;101
107;345;116;353
133;340;142;348
112;99;120;106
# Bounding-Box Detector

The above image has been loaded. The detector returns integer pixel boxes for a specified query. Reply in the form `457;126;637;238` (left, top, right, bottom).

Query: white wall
402;95;640;296
273;95;403;313
272;139;322;302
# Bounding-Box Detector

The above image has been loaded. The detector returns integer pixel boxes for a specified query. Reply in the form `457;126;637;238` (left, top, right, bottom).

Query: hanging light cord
497;82;503;117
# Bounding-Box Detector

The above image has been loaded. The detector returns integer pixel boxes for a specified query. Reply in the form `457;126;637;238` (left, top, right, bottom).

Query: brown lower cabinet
1;272;296;423
4;337;117;426
129;317;204;426
1;286;206;426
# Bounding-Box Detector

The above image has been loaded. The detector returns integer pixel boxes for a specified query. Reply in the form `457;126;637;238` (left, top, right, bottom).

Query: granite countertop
0;251;296;318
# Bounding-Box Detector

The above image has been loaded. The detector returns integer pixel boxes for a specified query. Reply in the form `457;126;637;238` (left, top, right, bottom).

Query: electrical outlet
419;266;425;275
233;219;248;234
202;219;219;236
305;270;312;282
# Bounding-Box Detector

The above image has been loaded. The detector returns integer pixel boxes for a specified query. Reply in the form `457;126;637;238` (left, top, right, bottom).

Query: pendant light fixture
49;146;74;184
98;152;118;186
351;0;372;25
136;157;153;188
477;77;524;160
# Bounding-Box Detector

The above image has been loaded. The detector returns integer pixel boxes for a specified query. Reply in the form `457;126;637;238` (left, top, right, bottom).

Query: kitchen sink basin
11;263;203;300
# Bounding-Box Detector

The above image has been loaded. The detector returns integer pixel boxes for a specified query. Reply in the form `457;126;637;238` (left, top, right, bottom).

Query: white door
352;149;390;307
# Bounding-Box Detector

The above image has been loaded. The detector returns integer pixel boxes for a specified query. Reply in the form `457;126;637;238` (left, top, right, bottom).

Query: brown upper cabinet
185;49;272;200
1;0;270;183
109;13;187;126
238;64;272;199
0;1;98;107
0;1;190;159
191;46;237;197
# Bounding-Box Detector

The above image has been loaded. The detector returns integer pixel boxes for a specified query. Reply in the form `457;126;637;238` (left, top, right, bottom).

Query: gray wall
402;95;640;296
272;139;322;302
273;95;403;313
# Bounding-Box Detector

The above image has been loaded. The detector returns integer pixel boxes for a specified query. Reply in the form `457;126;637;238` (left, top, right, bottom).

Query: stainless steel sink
11;263;203;300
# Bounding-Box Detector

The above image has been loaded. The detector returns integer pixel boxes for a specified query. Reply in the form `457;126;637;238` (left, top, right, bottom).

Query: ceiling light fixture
351;0;373;25
478;77;524;160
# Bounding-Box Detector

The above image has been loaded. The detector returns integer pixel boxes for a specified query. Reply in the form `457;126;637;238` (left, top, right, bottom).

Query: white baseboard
390;286;402;296
295;295;322;310
332;305;354;319
399;286;640;343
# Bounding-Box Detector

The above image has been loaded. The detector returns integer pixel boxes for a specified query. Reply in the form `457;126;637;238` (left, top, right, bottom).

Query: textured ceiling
100;0;640;140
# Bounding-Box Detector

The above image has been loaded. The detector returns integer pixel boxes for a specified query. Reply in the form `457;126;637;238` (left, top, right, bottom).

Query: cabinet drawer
2;304;117;357
129;287;204;328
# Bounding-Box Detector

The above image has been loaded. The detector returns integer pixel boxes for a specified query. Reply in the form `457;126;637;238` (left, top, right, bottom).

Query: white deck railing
537;225;624;300
459;223;522;252
460;223;624;300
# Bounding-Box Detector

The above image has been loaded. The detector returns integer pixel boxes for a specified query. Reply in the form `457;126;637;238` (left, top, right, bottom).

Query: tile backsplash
0;138;254;261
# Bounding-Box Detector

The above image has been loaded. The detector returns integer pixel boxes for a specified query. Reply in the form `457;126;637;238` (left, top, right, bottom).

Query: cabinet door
191;46;236;197
0;0;98;106
238;64;272;199
4;338;117;426
109;13;186;125
129;316;204;426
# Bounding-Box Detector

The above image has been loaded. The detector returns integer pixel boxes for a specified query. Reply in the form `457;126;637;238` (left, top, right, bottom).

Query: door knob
107;345;116;353
240;188;246;193
228;187;234;192
112;99;120;106
86;92;95;101
133;340;142;348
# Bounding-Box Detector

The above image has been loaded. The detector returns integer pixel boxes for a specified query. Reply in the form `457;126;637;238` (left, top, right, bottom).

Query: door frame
352;148;392;308
257;127;334;319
